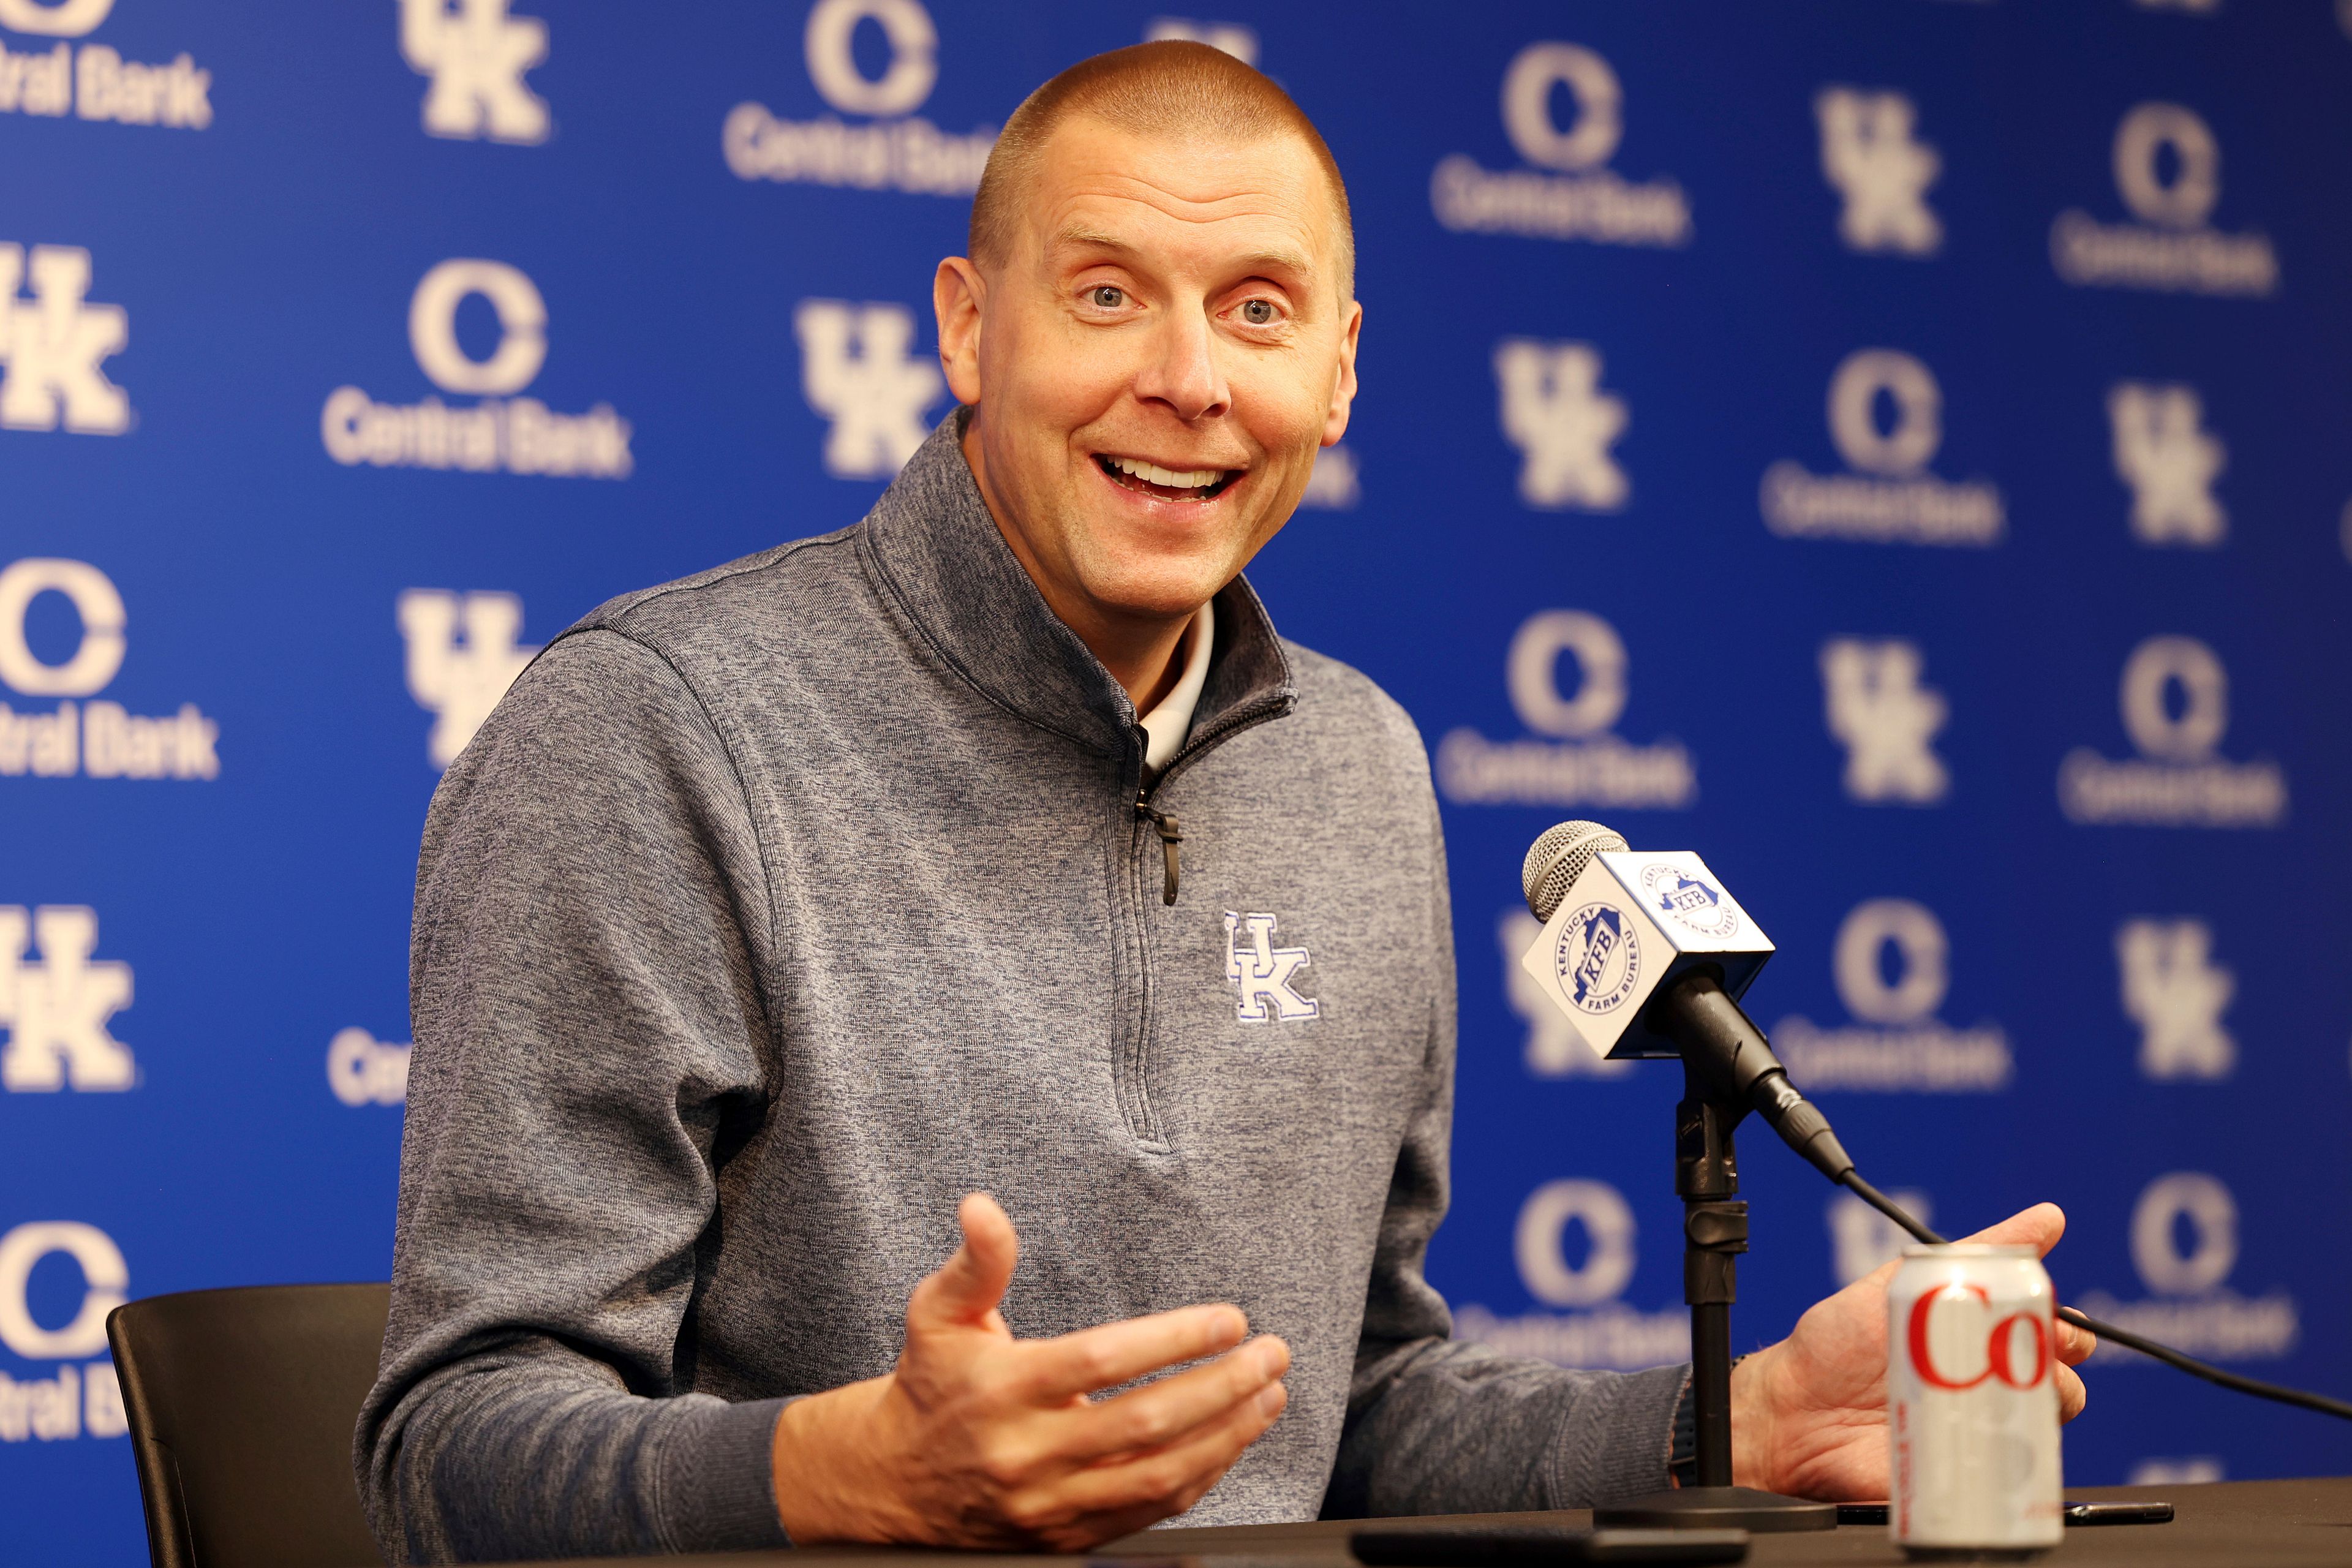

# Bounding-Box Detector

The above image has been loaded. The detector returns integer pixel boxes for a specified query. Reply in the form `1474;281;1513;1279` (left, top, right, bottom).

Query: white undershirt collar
1138;598;1215;775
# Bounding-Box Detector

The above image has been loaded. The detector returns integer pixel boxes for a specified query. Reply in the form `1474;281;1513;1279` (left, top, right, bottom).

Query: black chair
107;1283;391;1568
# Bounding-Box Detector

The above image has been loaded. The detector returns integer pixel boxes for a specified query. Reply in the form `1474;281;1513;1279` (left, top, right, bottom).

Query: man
359;42;2089;1562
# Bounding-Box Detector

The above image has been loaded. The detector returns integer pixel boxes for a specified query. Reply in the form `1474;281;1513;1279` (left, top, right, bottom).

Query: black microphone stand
1593;1058;1836;1531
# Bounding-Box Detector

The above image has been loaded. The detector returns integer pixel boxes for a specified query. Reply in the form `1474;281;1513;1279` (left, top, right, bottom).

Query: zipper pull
1134;795;1182;905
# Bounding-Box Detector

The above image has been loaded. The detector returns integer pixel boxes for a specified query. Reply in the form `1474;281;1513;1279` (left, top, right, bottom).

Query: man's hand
1728;1202;2095;1501
769;1193;1291;1548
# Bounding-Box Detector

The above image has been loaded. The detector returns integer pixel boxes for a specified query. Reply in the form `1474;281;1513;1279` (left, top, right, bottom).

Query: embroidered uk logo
399;0;550;145
1222;911;1318;1022
0;905;134;1093
0;244;127;435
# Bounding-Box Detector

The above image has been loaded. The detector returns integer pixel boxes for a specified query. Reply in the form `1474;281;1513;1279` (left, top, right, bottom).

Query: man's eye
1240;299;1278;325
1090;285;1125;309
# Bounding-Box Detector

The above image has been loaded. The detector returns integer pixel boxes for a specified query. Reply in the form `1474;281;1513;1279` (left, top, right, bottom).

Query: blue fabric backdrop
5;2;2348;1561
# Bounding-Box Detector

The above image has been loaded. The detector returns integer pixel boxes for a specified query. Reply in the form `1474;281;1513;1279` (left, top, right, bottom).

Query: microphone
1518;820;1854;1182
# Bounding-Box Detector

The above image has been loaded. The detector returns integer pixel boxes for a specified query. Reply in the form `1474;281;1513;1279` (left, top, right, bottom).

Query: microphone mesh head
1521;820;1629;922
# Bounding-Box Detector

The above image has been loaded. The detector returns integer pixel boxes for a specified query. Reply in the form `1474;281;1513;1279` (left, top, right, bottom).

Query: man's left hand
1728;1202;2095;1501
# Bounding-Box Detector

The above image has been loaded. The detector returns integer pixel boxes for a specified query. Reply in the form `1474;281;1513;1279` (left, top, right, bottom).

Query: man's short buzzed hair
969;41;1355;301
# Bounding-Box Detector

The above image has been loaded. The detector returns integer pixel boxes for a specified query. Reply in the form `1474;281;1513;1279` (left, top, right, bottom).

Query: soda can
1888;1243;2064;1560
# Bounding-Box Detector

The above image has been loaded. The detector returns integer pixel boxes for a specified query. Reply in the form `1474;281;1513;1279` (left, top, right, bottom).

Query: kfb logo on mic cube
1518;850;1773;1062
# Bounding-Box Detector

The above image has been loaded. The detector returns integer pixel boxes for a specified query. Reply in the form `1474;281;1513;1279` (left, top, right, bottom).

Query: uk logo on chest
1223;911;1319;1022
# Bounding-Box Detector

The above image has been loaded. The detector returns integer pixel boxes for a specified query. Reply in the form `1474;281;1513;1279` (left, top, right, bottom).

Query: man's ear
1322;298;1363;448
935;257;986;407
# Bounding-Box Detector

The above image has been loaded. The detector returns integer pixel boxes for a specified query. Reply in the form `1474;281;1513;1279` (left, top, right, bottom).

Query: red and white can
1888;1244;2064;1560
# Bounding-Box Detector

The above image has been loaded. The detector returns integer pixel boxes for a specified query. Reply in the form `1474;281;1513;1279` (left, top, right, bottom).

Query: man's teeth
1107;454;1225;491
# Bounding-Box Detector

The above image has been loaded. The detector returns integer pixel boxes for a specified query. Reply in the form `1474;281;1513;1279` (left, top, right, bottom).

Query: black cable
1836;1169;2352;1423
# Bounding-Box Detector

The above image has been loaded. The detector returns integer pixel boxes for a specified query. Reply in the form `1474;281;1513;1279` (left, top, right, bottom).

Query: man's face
937;118;1360;635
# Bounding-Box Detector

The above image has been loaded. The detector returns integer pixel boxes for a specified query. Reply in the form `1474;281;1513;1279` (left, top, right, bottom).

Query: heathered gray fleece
358;415;1690;1563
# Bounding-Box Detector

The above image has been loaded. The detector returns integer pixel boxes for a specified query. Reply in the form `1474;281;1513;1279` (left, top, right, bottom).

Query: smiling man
357;42;2086;1564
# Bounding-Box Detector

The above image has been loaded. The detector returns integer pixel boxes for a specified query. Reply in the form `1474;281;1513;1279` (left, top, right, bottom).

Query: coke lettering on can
1888;1244;2064;1559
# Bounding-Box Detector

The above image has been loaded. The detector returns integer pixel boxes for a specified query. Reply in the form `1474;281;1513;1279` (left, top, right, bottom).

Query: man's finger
2056;1361;2088;1422
1049;1335;1291;1463
1037;1375;1287;1520
1017;1303;1251;1402
2056;1316;2097;1366
907;1192;1020;1332
1955;1201;2067;1259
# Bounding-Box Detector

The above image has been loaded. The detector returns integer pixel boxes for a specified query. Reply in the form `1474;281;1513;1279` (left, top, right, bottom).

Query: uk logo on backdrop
399;0;548;145
1432;41;1691;247
1815;86;1942;257
725;0;995;196
0;905;135;1093
399;589;535;769
1436;608;1695;810
1771;897;2013;1092
0;557;221;781
1762;348;2003;546
2110;382;2226;548
0;1220;129;1443
1820;637;1950;805
1500;910;1632;1079
322;258;633;478
2059;635;2286;827
2051;102;2277;297
1494;337;1627;511
2118;918;2235;1081
2076;1172;2297;1362
0;243;128;435
795;300;944;479
0;0;212;130
1455;1179;1687;1371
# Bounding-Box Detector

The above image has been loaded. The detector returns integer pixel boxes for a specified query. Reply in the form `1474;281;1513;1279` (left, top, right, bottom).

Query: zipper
1134;796;1182;905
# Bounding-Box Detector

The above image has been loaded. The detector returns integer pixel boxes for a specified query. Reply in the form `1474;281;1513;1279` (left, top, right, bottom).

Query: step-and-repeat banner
6;1;2349;1559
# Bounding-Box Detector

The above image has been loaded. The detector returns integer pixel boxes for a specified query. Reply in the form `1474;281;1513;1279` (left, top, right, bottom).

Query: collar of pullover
860;412;1297;769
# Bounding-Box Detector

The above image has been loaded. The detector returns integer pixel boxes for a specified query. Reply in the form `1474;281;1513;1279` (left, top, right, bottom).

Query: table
530;1478;2352;1567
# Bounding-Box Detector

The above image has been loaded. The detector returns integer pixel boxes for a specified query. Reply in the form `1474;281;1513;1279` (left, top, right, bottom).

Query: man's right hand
769;1193;1292;1549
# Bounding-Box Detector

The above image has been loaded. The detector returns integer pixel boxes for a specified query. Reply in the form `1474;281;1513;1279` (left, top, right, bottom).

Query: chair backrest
107;1283;390;1568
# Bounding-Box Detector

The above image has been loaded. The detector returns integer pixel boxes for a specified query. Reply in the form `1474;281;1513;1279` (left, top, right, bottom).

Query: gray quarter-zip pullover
357;416;1689;1563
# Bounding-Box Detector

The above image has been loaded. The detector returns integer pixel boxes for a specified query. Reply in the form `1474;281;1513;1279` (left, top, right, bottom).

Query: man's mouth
1094;453;1240;502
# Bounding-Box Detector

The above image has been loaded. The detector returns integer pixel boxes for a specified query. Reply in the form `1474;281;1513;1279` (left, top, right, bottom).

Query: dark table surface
519;1477;2352;1567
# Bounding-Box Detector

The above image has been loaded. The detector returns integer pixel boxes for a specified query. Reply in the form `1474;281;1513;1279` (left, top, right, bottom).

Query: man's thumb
910;1192;1019;1329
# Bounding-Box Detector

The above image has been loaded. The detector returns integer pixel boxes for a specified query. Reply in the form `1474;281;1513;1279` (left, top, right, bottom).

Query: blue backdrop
5;2;2349;1561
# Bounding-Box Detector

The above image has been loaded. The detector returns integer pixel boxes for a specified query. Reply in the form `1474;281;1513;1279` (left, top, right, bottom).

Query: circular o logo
1553;902;1640;1014
1641;862;1739;938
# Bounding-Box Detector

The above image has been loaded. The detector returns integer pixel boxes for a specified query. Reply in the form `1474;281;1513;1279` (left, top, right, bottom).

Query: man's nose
1134;308;1231;421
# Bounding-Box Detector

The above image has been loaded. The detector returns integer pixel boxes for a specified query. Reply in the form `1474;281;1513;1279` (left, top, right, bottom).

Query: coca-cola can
1888;1244;2064;1559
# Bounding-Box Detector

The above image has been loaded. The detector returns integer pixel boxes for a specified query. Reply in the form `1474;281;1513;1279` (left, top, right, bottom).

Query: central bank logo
1437;609;1695;810
1456;1180;1687;1371
399;589;535;769
0;906;134;1093
0;0;212;131
1;557;220;780
323;259;631;478
1494;337;1627;511
725;0;994;196
0;1220;129;1443
0;244;128;435
1773;899;2011;1093
1221;912;1317;1022
1815;87;1942;257
1762;349;2003;546
399;0;549;145
2118;919;2234;1081
796;300;944;479
2109;382;2226;548
2059;635;2285;827
1822;638;1949;805
2077;1174;2297;1362
328;1026;412;1107
1432;42;1691;247
2052;102;2277;297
